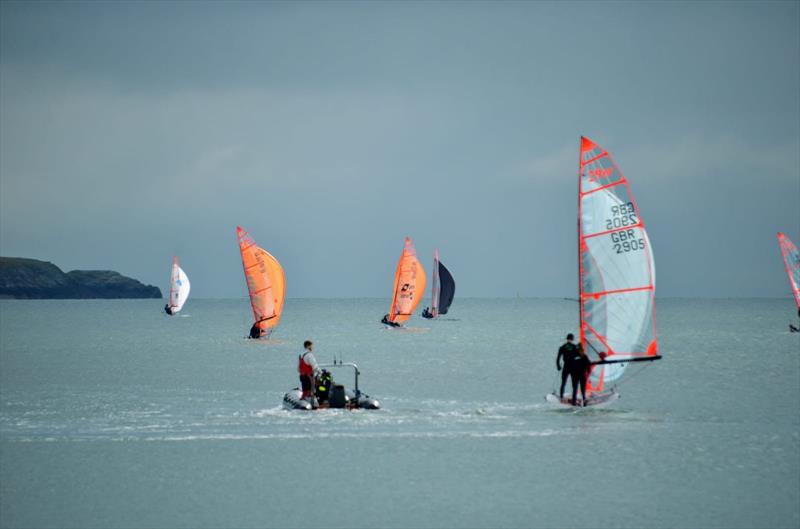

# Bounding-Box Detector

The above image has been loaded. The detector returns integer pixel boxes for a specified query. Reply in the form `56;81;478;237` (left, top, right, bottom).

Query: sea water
0;298;798;529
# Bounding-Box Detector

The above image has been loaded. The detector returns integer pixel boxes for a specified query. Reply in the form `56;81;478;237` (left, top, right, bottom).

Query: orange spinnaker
388;237;427;324
236;226;286;334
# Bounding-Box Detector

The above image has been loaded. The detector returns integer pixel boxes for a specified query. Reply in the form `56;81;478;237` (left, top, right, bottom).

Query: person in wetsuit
556;333;578;400
249;321;264;339
791;308;800;333
571;343;592;406
381;314;401;327
164;304;173;315
421;307;434;319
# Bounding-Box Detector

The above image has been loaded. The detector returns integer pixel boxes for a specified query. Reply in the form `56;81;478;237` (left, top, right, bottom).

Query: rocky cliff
0;257;162;299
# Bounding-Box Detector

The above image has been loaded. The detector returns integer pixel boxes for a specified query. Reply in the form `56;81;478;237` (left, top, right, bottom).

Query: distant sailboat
547;136;661;407
164;257;190;315
236;226;286;338
422;249;455;319
381;237;426;327
776;232;800;332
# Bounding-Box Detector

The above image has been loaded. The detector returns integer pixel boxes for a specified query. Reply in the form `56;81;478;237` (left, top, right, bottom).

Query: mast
432;249;440;317
578;137;585;344
169;256;178;309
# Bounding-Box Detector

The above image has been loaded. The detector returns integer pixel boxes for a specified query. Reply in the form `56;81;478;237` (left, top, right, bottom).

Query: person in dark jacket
556;333;579;399
571;343;592;406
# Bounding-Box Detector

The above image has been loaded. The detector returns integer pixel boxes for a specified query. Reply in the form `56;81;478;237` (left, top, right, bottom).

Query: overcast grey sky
1;1;798;298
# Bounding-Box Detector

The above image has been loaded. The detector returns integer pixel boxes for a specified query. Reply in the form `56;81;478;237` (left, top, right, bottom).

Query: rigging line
612;361;654;389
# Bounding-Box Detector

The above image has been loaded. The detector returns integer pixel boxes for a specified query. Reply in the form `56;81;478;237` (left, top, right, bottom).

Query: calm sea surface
1;298;798;529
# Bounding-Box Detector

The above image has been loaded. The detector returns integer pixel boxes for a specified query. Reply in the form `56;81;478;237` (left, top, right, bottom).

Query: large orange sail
578;136;659;394
387;237;427;325
236;226;286;336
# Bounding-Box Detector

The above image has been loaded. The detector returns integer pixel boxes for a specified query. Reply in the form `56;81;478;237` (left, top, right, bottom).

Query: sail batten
237;226;286;336
578;136;658;394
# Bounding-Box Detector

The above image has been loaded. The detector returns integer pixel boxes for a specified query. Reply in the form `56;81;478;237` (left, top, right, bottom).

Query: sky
1;1;798;298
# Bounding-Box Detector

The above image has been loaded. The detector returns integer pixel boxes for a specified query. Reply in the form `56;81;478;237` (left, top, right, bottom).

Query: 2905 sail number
611;229;645;254
606;202;638;230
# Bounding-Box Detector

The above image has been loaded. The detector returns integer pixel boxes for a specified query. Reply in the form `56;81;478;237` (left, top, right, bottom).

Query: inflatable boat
282;361;380;411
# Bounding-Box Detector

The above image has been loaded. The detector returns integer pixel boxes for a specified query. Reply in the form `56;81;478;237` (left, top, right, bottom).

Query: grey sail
437;261;455;315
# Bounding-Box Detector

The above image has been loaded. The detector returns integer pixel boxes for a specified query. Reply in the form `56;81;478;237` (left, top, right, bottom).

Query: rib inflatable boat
282;361;380;411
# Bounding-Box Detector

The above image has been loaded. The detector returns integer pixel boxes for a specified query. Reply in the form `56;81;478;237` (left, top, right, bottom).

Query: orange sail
236;226;286;336
387;237;427;325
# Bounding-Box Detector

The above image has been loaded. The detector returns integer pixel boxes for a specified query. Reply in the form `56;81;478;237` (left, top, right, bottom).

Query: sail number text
606;202;638;230
611;229;645;254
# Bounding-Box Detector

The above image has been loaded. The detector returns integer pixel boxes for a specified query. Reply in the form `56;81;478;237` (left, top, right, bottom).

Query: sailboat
421;249;456;319
236;226;286;338
547;136;661;407
776;232;800;332
164;257;190;315
381;237;426;327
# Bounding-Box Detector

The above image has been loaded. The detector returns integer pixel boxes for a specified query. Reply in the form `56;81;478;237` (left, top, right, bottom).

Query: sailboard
422;249;456;318
165;257;190;315
237;226;286;338
547;136;661;407
776;232;800;331
382;237;426;327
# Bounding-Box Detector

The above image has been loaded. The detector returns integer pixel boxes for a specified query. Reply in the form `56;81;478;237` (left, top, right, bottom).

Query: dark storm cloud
1;1;798;298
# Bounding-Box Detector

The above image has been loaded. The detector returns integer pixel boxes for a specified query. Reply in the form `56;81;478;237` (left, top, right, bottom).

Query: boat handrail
318;362;360;395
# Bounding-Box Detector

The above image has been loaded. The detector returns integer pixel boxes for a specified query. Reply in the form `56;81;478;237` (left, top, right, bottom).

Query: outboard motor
330;384;348;408
315;370;333;403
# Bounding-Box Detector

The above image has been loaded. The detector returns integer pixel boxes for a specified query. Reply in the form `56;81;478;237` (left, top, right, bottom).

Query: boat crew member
556;333;578;400
164;303;173;315
571;343;591;406
422;307;433;319
249;322;262;339
381;314;401;327
298;340;322;406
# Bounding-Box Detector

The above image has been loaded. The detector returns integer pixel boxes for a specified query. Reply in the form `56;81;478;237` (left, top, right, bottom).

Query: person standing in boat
570;343;592;406
556;333;579;400
298;340;322;407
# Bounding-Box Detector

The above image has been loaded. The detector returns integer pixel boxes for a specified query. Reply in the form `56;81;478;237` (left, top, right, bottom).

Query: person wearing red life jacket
298;340;321;406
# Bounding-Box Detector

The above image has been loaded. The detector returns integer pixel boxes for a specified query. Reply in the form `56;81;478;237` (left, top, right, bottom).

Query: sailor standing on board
571;343;591;406
298;340;322;408
556;333;579;400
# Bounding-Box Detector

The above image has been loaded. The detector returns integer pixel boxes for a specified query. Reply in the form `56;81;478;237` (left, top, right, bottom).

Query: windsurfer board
545;392;620;409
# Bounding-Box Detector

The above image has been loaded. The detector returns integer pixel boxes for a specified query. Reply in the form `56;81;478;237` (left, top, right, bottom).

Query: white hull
545;391;620;408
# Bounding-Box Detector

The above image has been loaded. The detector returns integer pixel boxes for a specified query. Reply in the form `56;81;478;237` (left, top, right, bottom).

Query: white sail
578;136;659;394
169;260;190;313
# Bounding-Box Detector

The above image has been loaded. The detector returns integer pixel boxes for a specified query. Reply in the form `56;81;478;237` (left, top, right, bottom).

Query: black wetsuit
381;314;401;327
249;324;261;339
556;342;578;399
570;355;591;406
164;304;173;315
421;308;434;319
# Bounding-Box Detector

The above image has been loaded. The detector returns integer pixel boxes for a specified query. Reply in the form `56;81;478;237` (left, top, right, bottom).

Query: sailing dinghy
164;257;190;315
236;226;286;338
776;232;800;332
546;136;661;407
422;249;456;319
381;237;426;327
